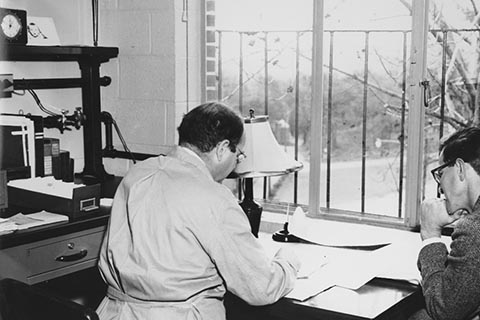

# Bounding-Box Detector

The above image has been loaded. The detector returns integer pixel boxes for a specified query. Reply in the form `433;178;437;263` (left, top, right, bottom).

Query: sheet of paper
286;249;378;301
8;177;85;199
9;213;43;226
373;234;450;284
287;271;336;301
0;221;19;234
288;207;391;248
0;211;69;232
259;232;330;280
259;232;378;301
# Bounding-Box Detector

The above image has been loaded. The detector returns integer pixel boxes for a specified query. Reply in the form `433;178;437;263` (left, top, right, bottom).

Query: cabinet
0;45;119;180
0;225;106;284
0;205;110;284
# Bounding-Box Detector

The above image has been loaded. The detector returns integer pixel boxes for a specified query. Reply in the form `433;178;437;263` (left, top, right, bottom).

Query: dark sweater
417;197;480;320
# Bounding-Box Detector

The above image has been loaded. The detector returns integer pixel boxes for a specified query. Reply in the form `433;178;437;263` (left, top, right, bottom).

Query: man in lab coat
96;102;300;320
412;127;480;320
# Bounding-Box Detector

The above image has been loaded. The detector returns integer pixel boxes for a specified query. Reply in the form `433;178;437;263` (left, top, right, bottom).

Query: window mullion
404;0;430;228
308;0;325;216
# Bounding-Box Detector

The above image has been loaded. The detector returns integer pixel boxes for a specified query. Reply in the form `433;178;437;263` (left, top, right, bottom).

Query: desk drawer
26;230;104;276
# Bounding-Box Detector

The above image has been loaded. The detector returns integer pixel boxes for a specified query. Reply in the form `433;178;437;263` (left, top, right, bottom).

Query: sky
215;0;412;31
216;0;478;31
214;0;478;75
215;0;414;75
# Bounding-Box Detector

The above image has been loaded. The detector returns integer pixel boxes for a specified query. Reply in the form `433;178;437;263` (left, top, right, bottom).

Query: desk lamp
233;109;303;237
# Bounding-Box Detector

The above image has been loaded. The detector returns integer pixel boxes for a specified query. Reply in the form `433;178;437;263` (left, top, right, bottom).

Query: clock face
1;13;22;39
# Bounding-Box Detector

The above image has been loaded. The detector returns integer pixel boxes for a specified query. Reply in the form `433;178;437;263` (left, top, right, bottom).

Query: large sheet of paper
259;208;452;301
259;232;379;301
289;207;391;248
287;249;379;301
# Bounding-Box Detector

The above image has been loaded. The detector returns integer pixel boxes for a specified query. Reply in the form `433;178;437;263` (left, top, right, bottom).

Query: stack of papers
261;207;432;301
0;211;69;235
8;177;86;199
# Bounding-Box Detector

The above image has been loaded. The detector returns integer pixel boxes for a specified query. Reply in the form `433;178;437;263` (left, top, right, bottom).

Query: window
206;0;480;229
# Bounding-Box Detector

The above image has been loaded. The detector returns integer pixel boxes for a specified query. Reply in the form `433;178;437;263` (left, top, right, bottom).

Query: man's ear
215;140;230;161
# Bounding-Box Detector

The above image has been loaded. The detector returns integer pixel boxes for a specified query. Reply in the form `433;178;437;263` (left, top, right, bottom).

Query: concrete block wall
99;0;205;176
205;0;218;102
0;0;206;178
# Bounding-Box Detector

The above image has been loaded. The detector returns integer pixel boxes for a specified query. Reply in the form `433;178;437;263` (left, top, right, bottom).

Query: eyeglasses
431;160;455;184
236;148;247;164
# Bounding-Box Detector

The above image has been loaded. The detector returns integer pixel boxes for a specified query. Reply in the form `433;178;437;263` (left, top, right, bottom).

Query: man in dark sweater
412;127;480;320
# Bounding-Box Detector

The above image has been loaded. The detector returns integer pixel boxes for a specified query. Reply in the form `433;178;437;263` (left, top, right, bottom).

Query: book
43;137;59;176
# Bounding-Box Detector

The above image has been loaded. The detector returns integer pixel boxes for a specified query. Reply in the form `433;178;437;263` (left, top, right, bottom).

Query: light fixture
232;109;303;237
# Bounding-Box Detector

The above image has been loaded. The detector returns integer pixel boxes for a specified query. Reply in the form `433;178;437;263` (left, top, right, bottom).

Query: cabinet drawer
26;231;104;276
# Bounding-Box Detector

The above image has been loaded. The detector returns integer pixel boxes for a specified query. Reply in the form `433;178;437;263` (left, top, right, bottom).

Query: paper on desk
0;211;68;234
286;249;379;301
0;221;19;234
260;232;378;301
372;233;449;285
259;232;330;280
288;207;391;249
8;177;85;199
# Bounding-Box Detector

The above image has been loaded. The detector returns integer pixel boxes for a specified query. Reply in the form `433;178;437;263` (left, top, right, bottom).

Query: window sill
259;200;417;232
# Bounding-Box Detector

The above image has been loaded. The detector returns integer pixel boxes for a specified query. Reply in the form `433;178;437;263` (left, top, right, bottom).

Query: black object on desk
272;218;389;251
272;222;303;243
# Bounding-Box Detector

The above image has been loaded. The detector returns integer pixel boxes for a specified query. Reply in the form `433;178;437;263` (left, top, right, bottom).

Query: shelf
2;44;120;180
0;45;118;63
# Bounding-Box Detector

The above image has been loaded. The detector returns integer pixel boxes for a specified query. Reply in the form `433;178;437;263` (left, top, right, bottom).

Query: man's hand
275;247;301;273
420;198;464;240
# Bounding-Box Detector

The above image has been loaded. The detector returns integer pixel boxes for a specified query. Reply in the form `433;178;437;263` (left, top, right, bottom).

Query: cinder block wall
99;0;205;176
0;0;205;178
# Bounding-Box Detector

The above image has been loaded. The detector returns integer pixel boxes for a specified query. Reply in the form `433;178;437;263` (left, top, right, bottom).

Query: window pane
424;0;480;200
215;0;418;221
216;0;313;206
319;0;412;218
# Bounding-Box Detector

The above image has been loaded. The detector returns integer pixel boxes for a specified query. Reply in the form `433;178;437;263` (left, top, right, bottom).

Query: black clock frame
0;8;27;45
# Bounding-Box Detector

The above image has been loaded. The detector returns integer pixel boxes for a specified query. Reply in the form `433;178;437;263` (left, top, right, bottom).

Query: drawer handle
56;249;88;262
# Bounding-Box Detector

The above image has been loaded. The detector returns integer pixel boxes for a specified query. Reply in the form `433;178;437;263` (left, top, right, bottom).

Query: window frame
206;0;431;230
308;0;429;229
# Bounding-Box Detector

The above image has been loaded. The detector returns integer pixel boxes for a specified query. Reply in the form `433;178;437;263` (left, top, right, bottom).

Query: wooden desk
225;229;425;320
0;208;109;285
0;205;425;319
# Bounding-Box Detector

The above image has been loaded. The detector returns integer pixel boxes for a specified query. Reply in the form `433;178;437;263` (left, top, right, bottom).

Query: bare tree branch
384;103;467;129
324;64;404;100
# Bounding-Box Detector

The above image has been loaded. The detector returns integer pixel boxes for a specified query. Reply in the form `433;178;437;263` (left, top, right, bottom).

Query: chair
0;278;99;320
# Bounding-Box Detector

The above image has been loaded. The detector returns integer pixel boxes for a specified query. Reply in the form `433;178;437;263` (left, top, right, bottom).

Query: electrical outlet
0;74;14;98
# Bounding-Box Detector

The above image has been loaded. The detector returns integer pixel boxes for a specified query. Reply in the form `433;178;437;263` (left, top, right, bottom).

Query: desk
0;208;109;284
0;176;121;284
226;228;425;320
0;206;425;319
225;278;423;320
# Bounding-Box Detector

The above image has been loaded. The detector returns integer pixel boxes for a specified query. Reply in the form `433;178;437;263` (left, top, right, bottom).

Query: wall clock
0;8;27;45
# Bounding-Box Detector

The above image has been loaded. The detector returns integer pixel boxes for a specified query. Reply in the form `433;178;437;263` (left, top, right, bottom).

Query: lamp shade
234;114;303;178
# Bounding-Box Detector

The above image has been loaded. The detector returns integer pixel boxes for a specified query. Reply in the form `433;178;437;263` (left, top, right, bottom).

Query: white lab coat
96;146;299;320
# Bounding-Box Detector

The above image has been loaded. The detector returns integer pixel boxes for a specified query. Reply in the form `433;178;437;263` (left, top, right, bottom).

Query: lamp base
239;197;262;238
272;222;302;243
